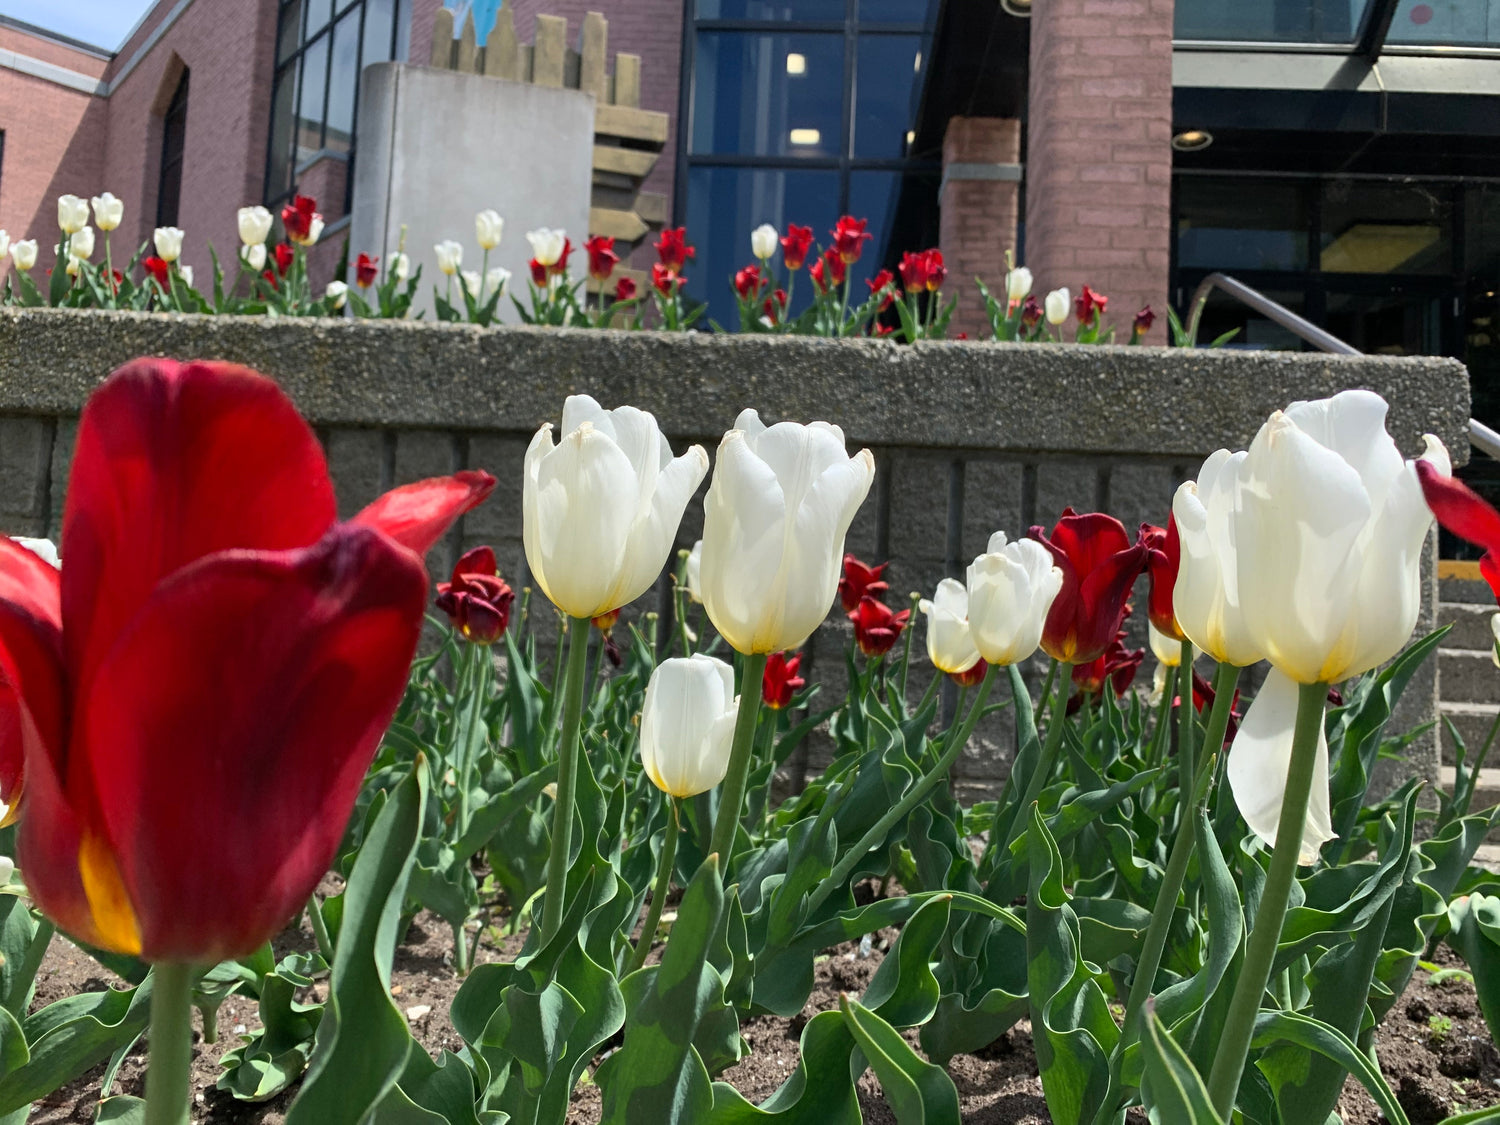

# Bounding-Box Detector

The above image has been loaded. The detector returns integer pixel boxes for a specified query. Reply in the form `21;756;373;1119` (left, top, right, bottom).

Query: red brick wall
1024;0;1173;342
940;117;1021;340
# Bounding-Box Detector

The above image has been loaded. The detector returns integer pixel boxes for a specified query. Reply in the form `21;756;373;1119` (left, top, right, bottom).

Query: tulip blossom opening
1414;454;1500;602
1029;511;1149;665
615;276;638;302
654;227;695;275
849;595;910;658
839;555;890;613
639;655;738;799
830;216;872;264
355;253;379;288
966;532;1064;667
436;546;515;645
780;224;814;271
918;578;983;679
762;651;806;710
281;195;323;246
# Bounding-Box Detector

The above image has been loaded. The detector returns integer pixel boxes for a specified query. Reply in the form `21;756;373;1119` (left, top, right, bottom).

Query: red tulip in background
529;259;549;287
1416;460;1500;600
1075;285;1108;324
898;251;928;293
1021;295;1043;330
615;276;638;302
1071;627;1145;700
830;216;872;264
651;262;678;296
654;227;695;275
735;265;763;300
922;249;947;291
551;238;574;278
436;546;515;645
1030;509;1150;665
585;235;620;283
781;225;814;271
1140;518;1183;640
1131;306;1155;342
762;651;806;710
273;242;295;277
866;269;896;310
1;359;494;962
849;595;910;658
951;659;988;688
838;555;889;613
142;257;169;287
280;195;321;244
763;288;788;324
355;253;379;288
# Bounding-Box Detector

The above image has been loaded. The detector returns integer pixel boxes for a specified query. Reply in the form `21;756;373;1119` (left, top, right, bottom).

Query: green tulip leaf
1249;1010;1410;1125
0;980;152;1115
861;894;951;1029
839;994;961;1124
705;1010;863;1123
216;969;324;1102
1444;893;1500;1047
1138;1001;1225;1124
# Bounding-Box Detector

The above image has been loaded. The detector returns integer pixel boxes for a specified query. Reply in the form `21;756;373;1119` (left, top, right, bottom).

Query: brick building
3;0;1500;362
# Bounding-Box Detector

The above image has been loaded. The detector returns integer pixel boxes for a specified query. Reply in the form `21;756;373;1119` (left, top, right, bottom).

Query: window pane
1320;180;1452;275
696;0;845;21
1174;0;1372;44
326;9;360;153
305;0;334;37
854;35;922;159
278;0;303;62
847;170;939;293
683;165;843;328
1191;285;1310;350
858;0;938;23
337;0;360;11
692;31;844;158
296;35;329;161
1177;177;1309;272
268;66;297;197
363;0;397;64
1386;0;1500;47
1324;288;1446;355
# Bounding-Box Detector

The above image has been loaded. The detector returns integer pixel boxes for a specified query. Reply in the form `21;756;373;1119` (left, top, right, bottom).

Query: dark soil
19;894;1500;1123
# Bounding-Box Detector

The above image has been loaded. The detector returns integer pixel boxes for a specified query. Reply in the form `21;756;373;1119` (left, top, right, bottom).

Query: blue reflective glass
854;34;922;159
1176;178;1309;272
1386;0;1500;47
697;0;846;20
1174;0;1372;43
847;170;938;292
325;9;360;153
693;31;845;157
858;0;938;24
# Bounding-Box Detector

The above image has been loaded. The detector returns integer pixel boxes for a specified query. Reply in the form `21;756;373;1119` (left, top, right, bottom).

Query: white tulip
11;241;38;271
0;231;10;260
524;395;709;619
238;205;273;246
153;226;184;263
1044;288;1070;325
965;531;1063;666
0;855;11;887
1171;449;1265;669
918;578;982;676
305;216;325;245
1149;662;1169;707
460;269;482;298
1007;266;1033;303
1149;622;1188;667
241;243;267;271
392;251;410;281
685;540;704;604
1491;612;1500;669
475;209;504;250
486;266;511;297
12;536;59;568
178;264;193;289
751;223;778;261
526;228;567;268
57;194;88;234
65;259;80;277
68;227;94;261
700;410;876;654
91;192;123;232
638;654;738;798
435;240;463;276
325;280;348;309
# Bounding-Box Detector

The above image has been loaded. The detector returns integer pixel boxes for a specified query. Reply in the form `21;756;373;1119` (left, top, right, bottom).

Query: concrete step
1439;647;1500;708
1439;600;1499;653
1439;702;1500;762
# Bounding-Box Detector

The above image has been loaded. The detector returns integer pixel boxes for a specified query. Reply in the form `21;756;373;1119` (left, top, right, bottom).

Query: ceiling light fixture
789;128;821;146
786;52;806;75
1171;129;1214;152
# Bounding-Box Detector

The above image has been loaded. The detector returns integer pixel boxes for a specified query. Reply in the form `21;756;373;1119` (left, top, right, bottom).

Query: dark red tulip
585;235;619;283
898;251;928;293
1140;519;1183;640
614;276;638;302
551;238;574;278
1029;509;1150;665
280;195;320;243
1075;285;1108;323
436;546;515;645
1071;626;1145;698
838;555;889;613
1416;460;1500;601
654;227;695;275
849;595;910;658
951;659;988;688
763;288;787;324
1131;306;1155;342
1021;295;1043;329
812;248;846;293
762;651;806;710
355;253;379;288
7;359;494;963
273;242;295;277
922;249;946;292
830;216;872;265
651;262;678;296
142;257;169;287
866;269;896;310
1190;670;1242;746
735;265;763;300
529;258;548;287
781;224;814;271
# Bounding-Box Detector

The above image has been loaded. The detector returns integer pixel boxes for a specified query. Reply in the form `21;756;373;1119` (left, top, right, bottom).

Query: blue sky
0;0;157;50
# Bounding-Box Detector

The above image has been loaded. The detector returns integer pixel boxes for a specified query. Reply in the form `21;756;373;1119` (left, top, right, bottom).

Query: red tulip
1071;627;1145;698
1075;285;1108;323
735;264;763;300
651;262;678;296
1021;295;1043;329
654;227;695;275
866;269;896;310
898;251;928;293
830;216;872;265
762;651;806;710
142;257;169;287
922;249;946;292
273;242;295;277
529;258;548;287
763;288;787;324
436;546;514;644
7;359;495;962
355;253;379;288
614;276;638;302
551;238;574;277
951;659;988;688
280;195;320;243
811;248;846;293
1190;670;1242;746
1029;509;1149;665
585;235;619;283
838;555;889;613
1131;306;1155;342
1140;519;1183;640
1415;460;1500;601
781;225;814;272
849;595;910;658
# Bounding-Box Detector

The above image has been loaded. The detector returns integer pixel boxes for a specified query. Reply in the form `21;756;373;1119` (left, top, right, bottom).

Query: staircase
1437;563;1500;851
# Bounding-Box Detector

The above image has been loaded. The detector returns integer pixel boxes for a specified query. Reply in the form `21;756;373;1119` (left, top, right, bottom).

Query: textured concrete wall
0;307;1469;799
351;63;595;320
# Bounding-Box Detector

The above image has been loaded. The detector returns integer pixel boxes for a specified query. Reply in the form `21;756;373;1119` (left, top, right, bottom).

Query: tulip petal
1227;667;1335;865
777;450;876;650
607;444;709;613
1416;458;1500;560
353;470;497;557
1283;390;1405;514
701;432;791;652
0;539;64;818
63;526;427;961
62;360;337;701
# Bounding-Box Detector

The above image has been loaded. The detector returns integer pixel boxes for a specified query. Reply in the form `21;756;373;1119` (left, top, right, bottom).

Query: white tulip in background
751;224;778;260
685;540;704;604
178;264;194;288
699;409;876;654
1007;266;1033;302
91;193;123;232
918;578;982;676
524;395;709;620
13;536;59;568
57;195;88;234
965;531;1063;666
1491;613;1500;669
638;654;739;798
461;270;482;299
238;206;273;246
486;266;511;297
526;228;567;267
65;259;80;277
1044;288;1070;325
241;243;267;271
0;231;11;260
0;855;11;887
154;227;184;262
12;241;37;271
435;240;463;276
392;252;411;281
68;227;94;261
1149;622;1189;666
475;209;504;250
1180;389;1449;861
304;216;325;245
325;280;348;309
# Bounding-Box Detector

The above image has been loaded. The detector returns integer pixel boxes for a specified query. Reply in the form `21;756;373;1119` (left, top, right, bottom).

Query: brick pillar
940;117;1022;340
1025;0;1174;342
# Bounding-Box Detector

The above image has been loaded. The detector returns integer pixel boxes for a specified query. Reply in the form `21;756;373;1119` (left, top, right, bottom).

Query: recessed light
790;128;821;146
786;52;806;75
1171;128;1214;152
1000;0;1031;15
913;52;922;72
906;130;915;145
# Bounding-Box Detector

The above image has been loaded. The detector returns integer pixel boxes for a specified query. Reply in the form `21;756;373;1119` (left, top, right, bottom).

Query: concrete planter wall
0;308;1471;797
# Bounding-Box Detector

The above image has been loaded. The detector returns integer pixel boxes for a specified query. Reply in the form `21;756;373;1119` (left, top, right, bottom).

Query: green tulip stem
456;643;491;842
1001;661;1073;855
1033;658;1058;726
144;961;195;1125
1201;661;1243;779
541;616;592;943
708;652;769;867
4;916;54;1018
898;593;920;705
1146;662;1176;766
913;674;941;728
1207;679;1329;1116
675;586;693;658
804;663;998;919
628;798;680;974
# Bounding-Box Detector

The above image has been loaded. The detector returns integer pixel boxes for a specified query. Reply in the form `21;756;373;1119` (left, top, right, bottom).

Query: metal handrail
1186;271;1499;460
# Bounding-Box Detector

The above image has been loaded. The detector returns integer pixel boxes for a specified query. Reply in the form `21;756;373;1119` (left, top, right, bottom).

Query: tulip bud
90;193;124;232
1149;622;1186;667
238;205;274;246
1007;266;1033;303
751;223;779;261
965;532;1063;666
918;579;982;677
241;243;267;271
486;266;511;297
65;258;80;277
638;655;738;798
325;280;348;309
435;240;463;276
391;251;410;281
57;194;89;234
153;227;184;263
1044;288;1070;325
701;410;875;654
68;227;95;261
762;651;806;709
475;209;504;250
178;264;194;289
524;395;709;619
526;228;567;268
11;240;37;271
684;540;704;603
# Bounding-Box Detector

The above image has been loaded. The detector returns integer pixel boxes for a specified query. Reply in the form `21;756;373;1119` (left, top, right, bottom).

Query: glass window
1190;285;1311;351
1174;0;1373;44
326;10;361;154
1320;180;1452;275
157;71;189;227
279;0;303;61
305;0;334;37
296;34;329;162
858;0;939;24
696;0;845;21
363;0;397;70
267;73;296;199
854;35;922;159
1386;0;1500;47
692;31;844;158
1177;178;1310;272
1324;288;1446;354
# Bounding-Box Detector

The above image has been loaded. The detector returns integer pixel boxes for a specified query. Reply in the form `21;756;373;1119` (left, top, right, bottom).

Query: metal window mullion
319;23;334;147
346;0;368;212
838;0;854;215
